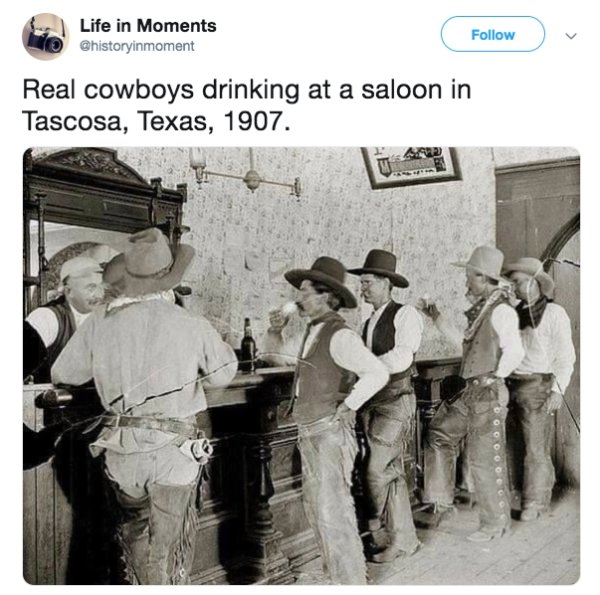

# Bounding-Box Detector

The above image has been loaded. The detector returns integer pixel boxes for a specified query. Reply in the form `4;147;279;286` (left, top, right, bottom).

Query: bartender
24;256;105;468
26;256;104;365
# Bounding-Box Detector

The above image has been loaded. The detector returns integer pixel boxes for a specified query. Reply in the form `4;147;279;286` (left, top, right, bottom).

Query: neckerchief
465;298;486;327
463;288;510;342
106;290;175;313
516;295;548;329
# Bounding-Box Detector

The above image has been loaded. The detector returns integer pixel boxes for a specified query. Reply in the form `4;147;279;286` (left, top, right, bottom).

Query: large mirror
23;147;188;314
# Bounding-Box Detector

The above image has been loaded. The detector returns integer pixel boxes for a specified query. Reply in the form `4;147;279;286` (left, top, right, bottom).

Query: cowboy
422;246;524;542
52;228;238;584
262;256;389;584
503;257;575;521
26;256;104;366
347;250;421;563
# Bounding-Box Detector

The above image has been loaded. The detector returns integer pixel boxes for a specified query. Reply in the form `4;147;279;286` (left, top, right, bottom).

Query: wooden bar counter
23;358;462;585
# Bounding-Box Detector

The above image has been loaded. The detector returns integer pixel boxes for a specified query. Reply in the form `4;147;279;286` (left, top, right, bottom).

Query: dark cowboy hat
284;256;358;309
348;249;409;288
503;257;555;298
103;228;195;298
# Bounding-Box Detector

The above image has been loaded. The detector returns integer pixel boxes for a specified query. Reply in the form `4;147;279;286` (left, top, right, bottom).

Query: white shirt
364;302;423;374
434;303;524;378
514;302;575;393
262;321;389;411
52;295;237;455
26;301;90;348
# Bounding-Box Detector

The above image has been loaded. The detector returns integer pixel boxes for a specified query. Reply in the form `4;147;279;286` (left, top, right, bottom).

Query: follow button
441;16;545;52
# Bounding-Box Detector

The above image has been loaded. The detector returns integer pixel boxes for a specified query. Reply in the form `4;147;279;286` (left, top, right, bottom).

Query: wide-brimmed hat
103;228;195;298
284;256;357;309
451;246;504;281
503;257;555;298
348;249;409;288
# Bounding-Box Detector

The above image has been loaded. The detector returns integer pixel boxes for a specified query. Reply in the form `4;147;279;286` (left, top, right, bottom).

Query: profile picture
23;14;69;60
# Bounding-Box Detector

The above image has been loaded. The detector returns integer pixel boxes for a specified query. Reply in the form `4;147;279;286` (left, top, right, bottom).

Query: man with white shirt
423;246;524;542
504;257;575;521
53;228;238;584
348;249;422;563
26;256;104;365
263;256;389;584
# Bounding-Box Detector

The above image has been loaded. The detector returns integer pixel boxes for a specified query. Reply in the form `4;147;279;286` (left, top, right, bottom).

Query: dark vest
460;298;509;379
293;313;356;424
44;296;77;367
363;301;404;356
363;301;415;401
23;321;51;383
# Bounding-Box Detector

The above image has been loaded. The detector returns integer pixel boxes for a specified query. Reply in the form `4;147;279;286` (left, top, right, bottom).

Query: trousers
297;415;367;584
506;374;555;509
103;442;203;585
423;380;511;532
359;392;419;552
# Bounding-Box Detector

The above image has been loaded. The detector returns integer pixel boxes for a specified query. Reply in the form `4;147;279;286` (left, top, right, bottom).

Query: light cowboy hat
285;256;358;309
451;245;505;281
503;257;555;298
103;227;195;298
348;249;409;288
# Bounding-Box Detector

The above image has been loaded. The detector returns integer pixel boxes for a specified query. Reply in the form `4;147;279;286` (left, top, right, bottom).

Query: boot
520;503;546;522
370;536;421;564
418;503;456;528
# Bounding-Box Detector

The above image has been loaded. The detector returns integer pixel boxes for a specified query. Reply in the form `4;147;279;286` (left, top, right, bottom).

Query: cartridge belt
102;414;201;440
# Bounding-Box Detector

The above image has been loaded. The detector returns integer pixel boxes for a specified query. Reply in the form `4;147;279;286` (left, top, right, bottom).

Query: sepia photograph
22;146;580;585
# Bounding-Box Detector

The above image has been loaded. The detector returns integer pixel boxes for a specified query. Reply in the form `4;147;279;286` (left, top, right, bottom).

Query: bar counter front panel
23;358;462;585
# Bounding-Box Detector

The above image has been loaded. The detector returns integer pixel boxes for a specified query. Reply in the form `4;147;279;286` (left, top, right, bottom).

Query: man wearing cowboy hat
347;249;422;563
503;257;575;521
26;255;105;366
263;256;389;584
422;246;524;542
52;228;238;584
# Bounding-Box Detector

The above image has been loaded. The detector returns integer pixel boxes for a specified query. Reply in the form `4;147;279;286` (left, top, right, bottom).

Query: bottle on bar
240;317;256;374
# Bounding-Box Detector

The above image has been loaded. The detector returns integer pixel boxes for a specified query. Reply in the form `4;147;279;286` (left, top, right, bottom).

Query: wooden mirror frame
23;147;188;313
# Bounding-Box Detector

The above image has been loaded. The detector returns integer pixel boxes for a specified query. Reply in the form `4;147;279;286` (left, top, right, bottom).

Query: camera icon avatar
28;26;65;54
23;14;69;60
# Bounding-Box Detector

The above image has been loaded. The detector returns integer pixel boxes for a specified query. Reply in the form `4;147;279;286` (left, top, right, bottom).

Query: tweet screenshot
7;0;595;590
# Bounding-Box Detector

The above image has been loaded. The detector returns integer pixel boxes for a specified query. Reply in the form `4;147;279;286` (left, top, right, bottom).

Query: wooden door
547;232;580;486
23;384;72;584
496;158;580;491
23;385;113;585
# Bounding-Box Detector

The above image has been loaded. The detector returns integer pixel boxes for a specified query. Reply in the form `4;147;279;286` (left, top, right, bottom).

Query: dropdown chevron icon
566;33;577;39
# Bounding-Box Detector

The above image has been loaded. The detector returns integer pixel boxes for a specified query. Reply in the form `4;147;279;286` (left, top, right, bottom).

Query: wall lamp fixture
189;148;301;198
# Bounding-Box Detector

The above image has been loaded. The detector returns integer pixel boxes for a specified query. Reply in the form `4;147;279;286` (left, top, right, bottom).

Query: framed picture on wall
361;147;461;189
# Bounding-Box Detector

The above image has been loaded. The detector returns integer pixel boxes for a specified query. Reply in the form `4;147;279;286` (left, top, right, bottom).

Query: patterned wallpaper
31;146;573;359
113;146;497;359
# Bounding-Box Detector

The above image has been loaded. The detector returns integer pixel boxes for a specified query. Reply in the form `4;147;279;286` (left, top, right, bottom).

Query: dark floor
293;489;580;585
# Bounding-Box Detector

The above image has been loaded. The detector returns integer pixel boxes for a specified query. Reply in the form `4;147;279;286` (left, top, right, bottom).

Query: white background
3;1;595;593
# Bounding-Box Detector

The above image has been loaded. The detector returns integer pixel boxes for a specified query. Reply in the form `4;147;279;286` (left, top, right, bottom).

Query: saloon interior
23;146;580;585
